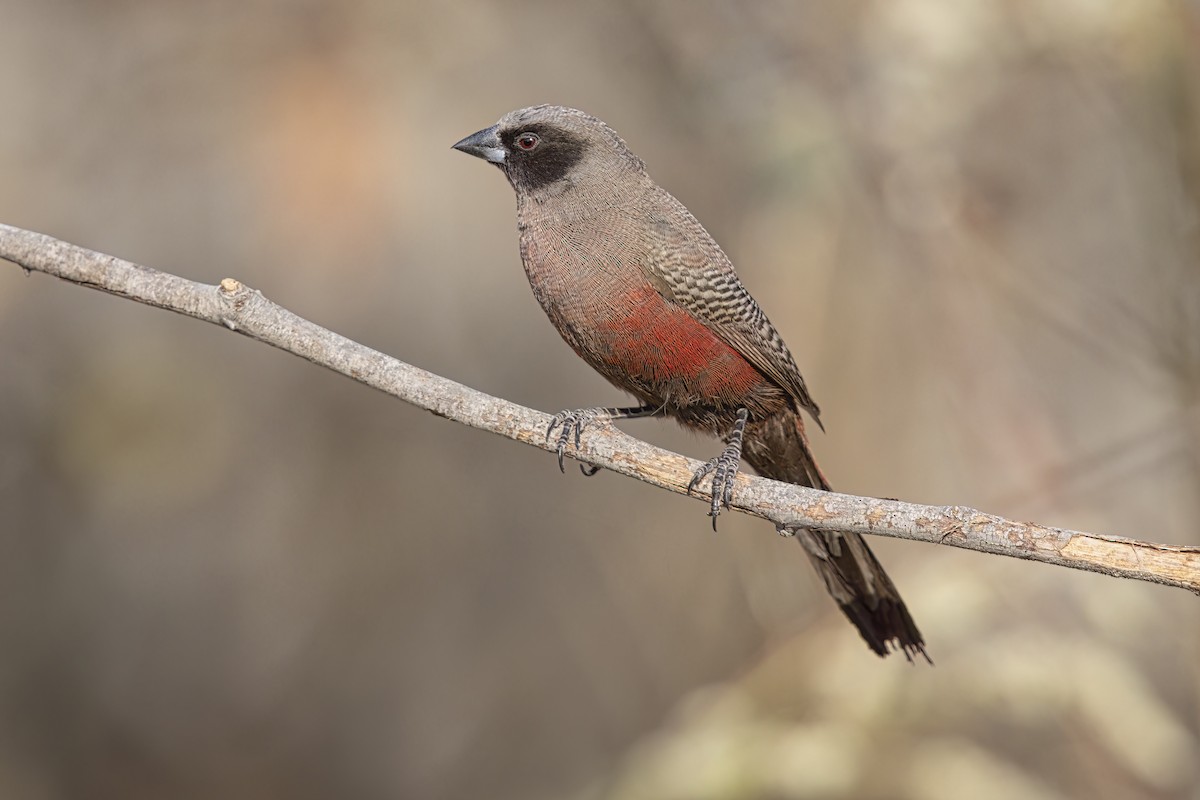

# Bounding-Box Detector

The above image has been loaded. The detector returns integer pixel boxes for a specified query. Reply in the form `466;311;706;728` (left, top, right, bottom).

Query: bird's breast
518;218;785;424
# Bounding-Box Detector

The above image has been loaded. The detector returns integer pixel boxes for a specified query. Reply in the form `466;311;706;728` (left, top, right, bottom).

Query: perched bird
453;105;926;660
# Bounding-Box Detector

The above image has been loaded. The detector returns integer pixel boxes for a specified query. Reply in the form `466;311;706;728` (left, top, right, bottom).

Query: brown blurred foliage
1;2;1198;799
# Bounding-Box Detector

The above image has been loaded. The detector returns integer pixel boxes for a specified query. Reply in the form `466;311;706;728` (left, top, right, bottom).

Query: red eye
515;132;540;151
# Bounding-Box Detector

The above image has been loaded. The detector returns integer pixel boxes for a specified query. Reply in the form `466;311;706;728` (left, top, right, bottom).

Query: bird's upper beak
452;124;506;164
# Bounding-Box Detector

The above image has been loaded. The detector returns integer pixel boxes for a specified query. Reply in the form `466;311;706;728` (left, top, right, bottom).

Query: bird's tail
741;408;928;661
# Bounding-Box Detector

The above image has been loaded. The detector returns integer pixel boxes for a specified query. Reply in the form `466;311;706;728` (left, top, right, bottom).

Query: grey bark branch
3;222;1198;595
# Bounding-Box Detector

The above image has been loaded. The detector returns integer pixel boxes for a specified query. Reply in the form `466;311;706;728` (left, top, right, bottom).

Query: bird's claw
688;444;741;531
546;408;608;473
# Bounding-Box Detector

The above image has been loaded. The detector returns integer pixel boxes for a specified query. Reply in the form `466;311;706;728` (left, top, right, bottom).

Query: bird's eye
515;132;540;151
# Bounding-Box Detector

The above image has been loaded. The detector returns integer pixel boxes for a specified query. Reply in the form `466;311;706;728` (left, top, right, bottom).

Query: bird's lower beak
452;124;506;164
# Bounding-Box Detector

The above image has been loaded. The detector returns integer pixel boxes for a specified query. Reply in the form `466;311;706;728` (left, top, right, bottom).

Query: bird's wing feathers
639;202;822;427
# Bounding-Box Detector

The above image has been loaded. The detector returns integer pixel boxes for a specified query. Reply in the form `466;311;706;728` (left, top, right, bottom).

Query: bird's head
452;105;646;197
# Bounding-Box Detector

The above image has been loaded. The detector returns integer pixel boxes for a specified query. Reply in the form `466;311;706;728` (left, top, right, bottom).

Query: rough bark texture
1;222;1198;598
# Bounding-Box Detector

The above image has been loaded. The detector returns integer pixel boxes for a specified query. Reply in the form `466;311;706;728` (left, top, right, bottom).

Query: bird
453;105;926;661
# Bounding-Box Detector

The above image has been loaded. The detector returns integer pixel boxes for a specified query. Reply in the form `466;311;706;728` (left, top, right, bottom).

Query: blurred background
2;1;1198;798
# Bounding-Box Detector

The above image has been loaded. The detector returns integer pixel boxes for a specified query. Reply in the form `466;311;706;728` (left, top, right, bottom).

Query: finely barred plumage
454;105;926;660
639;196;823;426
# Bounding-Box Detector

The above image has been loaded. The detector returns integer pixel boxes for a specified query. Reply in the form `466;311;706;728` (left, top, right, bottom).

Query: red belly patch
594;285;767;404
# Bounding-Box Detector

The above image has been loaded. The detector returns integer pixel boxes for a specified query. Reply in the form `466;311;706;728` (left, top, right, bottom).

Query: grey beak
452;124;506;164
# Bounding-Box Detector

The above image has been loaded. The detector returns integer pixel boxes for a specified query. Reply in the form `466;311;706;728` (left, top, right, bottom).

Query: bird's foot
546;408;610;474
688;450;740;529
687;408;749;530
546;405;661;475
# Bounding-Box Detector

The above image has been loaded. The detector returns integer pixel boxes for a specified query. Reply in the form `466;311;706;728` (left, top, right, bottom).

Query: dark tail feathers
741;408;928;662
